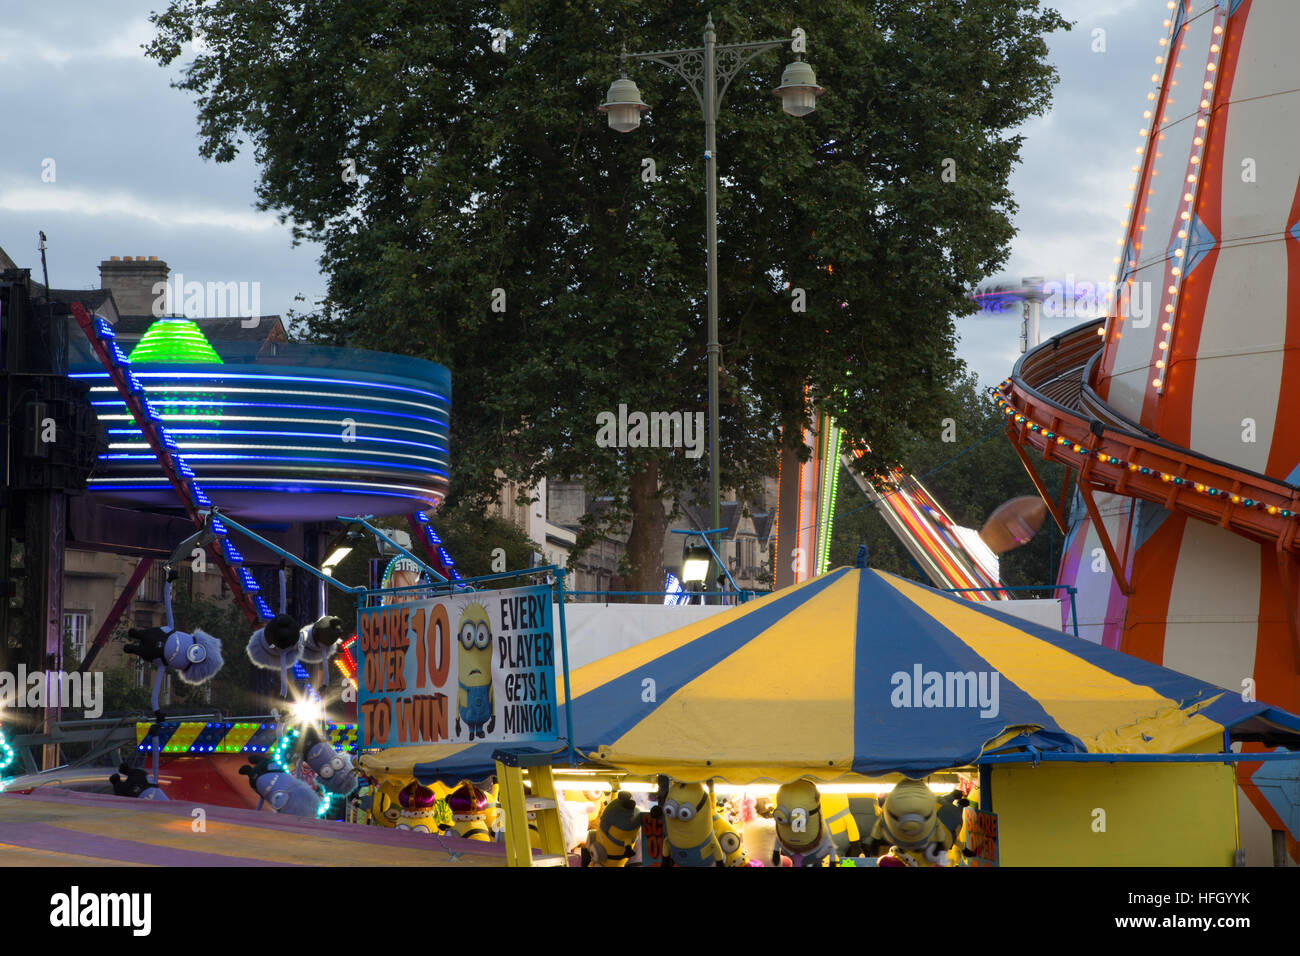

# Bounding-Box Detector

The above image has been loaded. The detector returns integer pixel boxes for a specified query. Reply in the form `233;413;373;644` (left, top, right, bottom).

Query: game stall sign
962;806;999;867
356;585;559;749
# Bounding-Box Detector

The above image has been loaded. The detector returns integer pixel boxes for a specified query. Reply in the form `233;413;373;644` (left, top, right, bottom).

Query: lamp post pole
702;20;722;596
601;16;823;596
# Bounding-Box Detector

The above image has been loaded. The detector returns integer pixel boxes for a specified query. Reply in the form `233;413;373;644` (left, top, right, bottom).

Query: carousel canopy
358;567;1300;786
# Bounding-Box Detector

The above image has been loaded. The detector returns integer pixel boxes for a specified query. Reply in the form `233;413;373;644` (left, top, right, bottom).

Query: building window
137;563;164;603
64;612;90;662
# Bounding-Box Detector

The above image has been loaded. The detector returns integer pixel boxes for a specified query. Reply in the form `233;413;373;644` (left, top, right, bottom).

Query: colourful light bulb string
991;382;1299;520
0;728;16;790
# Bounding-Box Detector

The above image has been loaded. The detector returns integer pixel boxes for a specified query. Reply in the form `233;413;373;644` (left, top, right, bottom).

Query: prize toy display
772;779;838;867
444;783;494;841
659;778;725;867
867;779;955;866
582;790;644;867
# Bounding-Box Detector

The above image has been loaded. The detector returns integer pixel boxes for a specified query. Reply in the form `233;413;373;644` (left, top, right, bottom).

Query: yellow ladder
494;748;568;867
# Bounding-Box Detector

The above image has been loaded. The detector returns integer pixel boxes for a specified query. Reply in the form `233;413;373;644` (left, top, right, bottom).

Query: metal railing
942;584;1080;639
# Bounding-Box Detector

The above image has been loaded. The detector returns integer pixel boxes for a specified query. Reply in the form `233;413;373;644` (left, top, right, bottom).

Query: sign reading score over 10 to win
356;584;559;749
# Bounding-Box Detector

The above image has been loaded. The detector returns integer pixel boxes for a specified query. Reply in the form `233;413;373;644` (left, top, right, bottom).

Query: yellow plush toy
772;779;837;867
661;780;724;867
583;790;645;867
869;779;954;866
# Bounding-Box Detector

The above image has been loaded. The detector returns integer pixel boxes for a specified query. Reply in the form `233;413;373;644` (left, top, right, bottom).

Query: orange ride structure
995;0;1300;862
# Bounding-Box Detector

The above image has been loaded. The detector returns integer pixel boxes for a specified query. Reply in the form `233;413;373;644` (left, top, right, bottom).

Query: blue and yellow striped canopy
357;567;1300;786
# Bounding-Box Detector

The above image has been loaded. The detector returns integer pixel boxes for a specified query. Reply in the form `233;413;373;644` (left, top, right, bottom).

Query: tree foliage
147;0;1068;587
827;370;1072;588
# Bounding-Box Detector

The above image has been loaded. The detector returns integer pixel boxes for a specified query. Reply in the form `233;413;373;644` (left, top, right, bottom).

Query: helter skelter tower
995;0;1300;863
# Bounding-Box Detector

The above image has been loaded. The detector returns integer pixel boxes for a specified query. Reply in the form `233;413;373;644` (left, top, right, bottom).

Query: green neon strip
816;421;841;575
128;319;224;365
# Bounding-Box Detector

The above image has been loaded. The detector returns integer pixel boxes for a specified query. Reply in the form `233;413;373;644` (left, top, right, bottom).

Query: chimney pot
110;255;121;261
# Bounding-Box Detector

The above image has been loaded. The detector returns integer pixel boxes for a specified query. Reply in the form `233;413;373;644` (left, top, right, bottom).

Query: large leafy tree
828;369;1073;589
147;0;1067;589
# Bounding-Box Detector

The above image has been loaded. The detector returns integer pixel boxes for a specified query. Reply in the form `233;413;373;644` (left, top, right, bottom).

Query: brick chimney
99;255;169;317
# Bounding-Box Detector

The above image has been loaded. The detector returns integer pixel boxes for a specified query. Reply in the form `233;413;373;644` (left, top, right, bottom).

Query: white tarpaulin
554;602;729;671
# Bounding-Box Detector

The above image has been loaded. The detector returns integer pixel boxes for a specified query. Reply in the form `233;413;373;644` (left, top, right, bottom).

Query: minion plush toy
661;780;725;867
772;779;837;867
454;603;495;739
444;783;494;841
301;727;358;796
583;790;644;867
712;809;748;866
395;781;441;833
239;758;320;817
868;779;955;866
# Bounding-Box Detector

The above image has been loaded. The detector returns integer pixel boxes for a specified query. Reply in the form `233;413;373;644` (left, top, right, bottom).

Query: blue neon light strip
107;428;447;452
71;369;449;404
90;397;449;428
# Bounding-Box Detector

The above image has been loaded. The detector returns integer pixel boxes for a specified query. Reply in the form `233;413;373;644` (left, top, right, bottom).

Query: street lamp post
600;15;823;595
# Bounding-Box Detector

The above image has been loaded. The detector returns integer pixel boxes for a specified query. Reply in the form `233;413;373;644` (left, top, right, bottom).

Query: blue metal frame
943;584;1081;638
670;527;760;602
202;509;364;596
338;514;448;584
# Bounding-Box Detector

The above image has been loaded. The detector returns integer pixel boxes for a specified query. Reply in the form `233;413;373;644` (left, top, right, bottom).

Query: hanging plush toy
297;615;345;685
660;779;725;867
124;568;225;712
772;779;838;867
109;763;168;800
396;781;442;832
868;779;955;867
239;758;320;817
712;807;749;866
582;790;644;867
245;565;302;696
300;726;358;796
443;782;494;841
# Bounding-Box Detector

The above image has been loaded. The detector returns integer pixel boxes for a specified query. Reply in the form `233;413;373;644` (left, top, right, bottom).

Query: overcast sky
1;0;1168;385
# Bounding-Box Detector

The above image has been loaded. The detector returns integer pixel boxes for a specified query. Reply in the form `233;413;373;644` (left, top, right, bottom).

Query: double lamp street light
599;14;824;596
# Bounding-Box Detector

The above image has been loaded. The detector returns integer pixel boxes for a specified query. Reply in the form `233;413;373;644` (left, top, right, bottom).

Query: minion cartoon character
239;759;320;817
772;779;837;867
583;790;644;867
712;810;748;866
868;779;954;867
367;778;407;828
661;780;724;867
395;781;441;833
444;783;494;841
454;603;495;739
